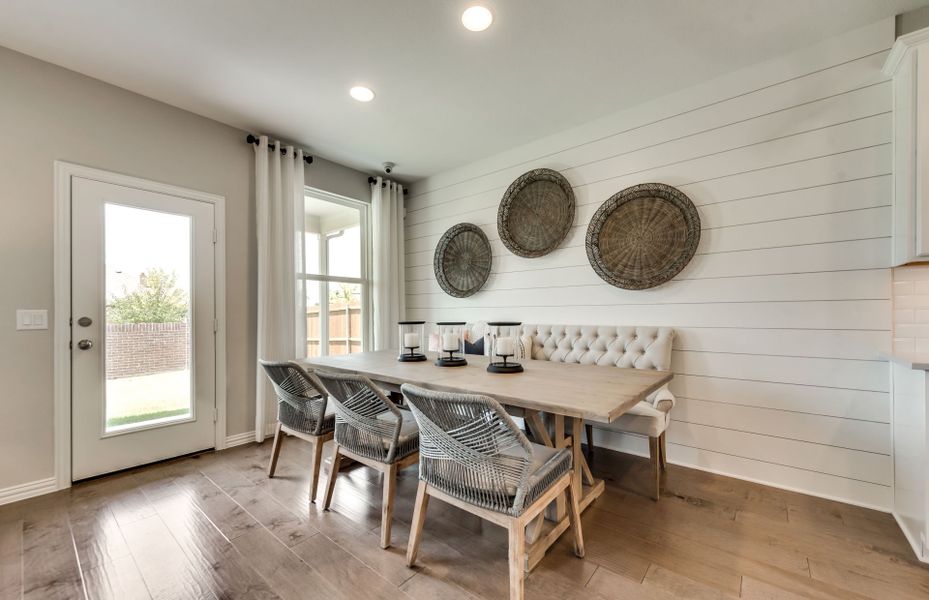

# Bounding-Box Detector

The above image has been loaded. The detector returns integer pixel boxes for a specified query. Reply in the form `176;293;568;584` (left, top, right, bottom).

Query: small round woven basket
434;223;492;297
498;168;575;258
586;183;700;290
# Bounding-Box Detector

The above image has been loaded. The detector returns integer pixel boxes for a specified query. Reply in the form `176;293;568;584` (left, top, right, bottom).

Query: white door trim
53;161;227;490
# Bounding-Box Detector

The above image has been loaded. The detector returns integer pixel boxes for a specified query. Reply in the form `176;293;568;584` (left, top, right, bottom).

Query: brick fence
106;322;189;378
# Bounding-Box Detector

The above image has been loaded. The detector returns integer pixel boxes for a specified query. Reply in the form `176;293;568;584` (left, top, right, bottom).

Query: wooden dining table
303;349;673;570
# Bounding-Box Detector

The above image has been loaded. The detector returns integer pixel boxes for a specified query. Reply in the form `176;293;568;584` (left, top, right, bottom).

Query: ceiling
1;0;927;181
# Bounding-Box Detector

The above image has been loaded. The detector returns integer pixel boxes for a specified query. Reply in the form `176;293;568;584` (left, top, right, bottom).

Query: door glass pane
104;204;192;433
327;282;362;356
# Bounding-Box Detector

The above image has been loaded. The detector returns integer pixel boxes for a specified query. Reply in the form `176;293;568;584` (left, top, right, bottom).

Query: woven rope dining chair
259;360;334;503
314;370;420;549
400;383;584;600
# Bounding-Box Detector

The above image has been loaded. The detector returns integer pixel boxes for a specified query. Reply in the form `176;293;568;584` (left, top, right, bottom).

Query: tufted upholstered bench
519;324;675;500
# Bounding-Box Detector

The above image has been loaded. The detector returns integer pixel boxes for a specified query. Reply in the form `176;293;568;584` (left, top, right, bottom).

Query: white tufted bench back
519;325;674;371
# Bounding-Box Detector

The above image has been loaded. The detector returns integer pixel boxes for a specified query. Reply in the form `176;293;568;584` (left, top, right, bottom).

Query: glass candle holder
487;321;524;374
435;322;467;367
397;321;426;362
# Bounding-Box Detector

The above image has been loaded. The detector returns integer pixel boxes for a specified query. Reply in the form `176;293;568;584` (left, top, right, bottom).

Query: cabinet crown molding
884;27;929;76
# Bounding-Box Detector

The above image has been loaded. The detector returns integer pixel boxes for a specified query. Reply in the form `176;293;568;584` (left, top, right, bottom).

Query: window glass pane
104;204;192;432
327;225;361;278
303;195;361;277
327;282;362;356
304;232;320;276
305;281;323;358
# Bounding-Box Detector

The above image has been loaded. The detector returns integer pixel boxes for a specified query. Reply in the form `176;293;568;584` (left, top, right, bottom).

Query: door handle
77;339;94;350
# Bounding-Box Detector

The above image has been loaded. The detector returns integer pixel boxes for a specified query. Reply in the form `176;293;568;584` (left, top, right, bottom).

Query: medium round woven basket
498;168;575;258
434;223;492;297
586;183;700;290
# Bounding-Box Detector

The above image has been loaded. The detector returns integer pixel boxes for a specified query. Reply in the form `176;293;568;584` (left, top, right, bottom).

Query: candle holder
487;321;524;374
435;322;467;367
398;321;427;362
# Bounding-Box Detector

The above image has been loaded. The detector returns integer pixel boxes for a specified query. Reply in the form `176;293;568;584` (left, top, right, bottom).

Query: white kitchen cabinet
885;28;929;265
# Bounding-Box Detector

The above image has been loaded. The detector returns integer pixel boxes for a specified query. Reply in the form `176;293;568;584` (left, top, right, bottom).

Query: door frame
53;161;227;490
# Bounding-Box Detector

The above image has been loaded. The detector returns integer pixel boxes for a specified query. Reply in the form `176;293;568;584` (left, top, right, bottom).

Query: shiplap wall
404;20;895;509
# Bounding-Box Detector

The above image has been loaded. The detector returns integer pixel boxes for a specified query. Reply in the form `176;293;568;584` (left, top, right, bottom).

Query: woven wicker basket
498;168;575;258
586;183;700;290
434;223;492;297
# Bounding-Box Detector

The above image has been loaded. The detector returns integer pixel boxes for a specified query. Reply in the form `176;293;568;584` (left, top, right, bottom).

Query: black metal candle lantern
487;321;524;374
398;321;427;362
435;322;467;367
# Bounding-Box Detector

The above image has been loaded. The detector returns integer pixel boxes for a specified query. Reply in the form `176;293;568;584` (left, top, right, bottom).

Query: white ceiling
1;0;927;181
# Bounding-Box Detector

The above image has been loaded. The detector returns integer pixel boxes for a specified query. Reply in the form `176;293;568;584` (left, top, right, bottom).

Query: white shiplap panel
671;350;888;392
405;204;891;268
404;119;890;241
407;270;890;310
667;422;890;485
402;23;894;509
668;375;889;423
672;397;890;454
673;328;890;361
406;300;890;331
664;442;892;510
406;237;890;282
407;50;890;210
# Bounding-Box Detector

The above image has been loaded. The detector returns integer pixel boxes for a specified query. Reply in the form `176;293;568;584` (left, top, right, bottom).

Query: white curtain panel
371;177;405;350
254;136;306;442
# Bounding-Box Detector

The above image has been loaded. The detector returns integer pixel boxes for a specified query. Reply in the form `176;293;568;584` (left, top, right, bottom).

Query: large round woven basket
586;183;700;290
498;168;575;258
434;223;492;297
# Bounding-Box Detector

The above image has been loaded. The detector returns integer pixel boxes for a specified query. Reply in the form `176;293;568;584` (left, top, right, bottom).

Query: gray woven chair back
314;370;409;464
401;383;535;515
259;360;329;436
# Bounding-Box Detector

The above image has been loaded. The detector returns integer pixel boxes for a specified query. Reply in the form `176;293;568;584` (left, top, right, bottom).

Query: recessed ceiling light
461;5;493;32
350;86;375;102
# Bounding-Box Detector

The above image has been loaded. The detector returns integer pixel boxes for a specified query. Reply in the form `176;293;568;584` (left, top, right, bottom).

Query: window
301;189;370;357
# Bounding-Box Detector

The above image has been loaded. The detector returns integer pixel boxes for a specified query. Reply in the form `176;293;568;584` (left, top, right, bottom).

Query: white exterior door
71;177;216;480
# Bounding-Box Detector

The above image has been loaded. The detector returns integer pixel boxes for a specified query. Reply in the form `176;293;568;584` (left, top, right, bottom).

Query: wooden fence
307;300;362;356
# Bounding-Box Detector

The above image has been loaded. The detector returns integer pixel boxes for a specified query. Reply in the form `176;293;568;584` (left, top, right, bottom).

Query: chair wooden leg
322;444;342;510
508;521;526;600
649;436;661;501
406;480;430;566
267;422;283;477
565;478;585;558
659;431;668;471
380;463;398;549
308;438;325;503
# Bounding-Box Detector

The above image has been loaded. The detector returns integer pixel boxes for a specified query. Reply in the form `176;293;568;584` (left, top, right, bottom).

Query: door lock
77;316;92;327
76;339;94;350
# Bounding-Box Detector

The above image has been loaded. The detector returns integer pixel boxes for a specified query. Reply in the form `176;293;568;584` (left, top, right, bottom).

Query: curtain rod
368;176;408;194
246;134;314;164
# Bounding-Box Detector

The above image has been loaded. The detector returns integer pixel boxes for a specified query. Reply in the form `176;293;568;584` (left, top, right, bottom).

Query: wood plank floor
0;437;926;599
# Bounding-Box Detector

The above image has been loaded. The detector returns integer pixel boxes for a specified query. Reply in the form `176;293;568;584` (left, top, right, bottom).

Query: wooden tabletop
302;350;672;423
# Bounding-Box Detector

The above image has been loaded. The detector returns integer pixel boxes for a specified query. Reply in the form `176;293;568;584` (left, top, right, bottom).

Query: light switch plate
16;309;48;330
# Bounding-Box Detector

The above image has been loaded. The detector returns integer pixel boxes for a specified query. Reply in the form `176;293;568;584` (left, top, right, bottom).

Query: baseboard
893;511;929;564
0;477;58;506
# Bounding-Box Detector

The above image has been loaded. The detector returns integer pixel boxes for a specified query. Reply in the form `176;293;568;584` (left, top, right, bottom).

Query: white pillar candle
403;332;420;349
495;337;515;357
442;332;460;352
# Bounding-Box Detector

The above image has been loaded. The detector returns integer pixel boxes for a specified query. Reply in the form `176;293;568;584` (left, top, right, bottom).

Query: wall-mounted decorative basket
585;183;700;290
434;223;492;297
498;168;575;258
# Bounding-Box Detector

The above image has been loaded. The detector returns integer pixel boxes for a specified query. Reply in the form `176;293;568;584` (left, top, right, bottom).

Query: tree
107;268;189;323
328;283;357;305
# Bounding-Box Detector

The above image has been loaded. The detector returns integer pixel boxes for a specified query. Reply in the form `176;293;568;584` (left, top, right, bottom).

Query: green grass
106;407;190;428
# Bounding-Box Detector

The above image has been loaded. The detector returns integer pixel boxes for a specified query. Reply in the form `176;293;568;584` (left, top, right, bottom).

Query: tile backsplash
892;265;929;354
